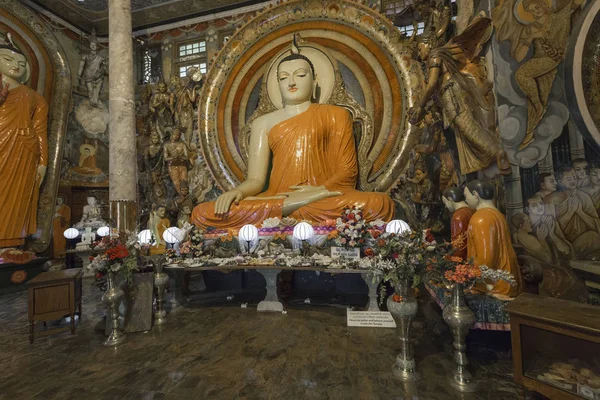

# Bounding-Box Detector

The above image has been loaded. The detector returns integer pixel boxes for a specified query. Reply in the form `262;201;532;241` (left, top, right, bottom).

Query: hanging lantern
293;222;315;241
163;227;182;244
238;224;259;243
138;229;154;245
385;220;411;235
97;226;110;237
63;228;79;240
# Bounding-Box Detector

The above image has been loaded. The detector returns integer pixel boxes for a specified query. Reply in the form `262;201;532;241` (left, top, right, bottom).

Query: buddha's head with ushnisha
0;32;30;83
276;35;318;106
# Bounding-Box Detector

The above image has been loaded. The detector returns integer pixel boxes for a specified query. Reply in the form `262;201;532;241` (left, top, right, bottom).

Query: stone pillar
504;165;523;221
569;120;586;161
108;0;137;232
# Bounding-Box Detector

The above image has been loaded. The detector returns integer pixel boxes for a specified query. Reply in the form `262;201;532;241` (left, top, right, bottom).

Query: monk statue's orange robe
192;104;394;229
451;207;474;260
52;204;71;257
467;207;523;297
0;85;48;247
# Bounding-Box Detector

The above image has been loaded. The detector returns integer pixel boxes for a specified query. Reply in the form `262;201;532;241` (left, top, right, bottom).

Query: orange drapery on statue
0;85;48;247
450;207;474;260
192;104;394;229
467;207;523;297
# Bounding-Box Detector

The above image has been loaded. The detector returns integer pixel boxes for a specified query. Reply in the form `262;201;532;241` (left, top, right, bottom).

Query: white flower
261;217;282;228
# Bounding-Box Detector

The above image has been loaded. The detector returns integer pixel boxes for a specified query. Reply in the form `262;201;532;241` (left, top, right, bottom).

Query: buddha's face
87;197;97;206
56;197;64;206
0;49;27;81
277;59;314;105
559;170;577;190
157;207;166;219
441;196;455;213
574;162;588;180
527;198;545;216
525;1;549;18
90;42;98;52
540;175;557;192
590;168;600;186
84;149;91;156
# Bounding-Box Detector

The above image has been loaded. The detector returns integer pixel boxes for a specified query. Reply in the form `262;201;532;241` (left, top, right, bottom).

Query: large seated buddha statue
192;37;394;229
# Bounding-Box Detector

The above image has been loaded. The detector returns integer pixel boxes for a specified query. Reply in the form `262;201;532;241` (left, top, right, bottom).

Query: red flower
348;213;355;220
105;244;129;260
371;230;381;239
364;248;374;257
392;253;399;259
392;294;403;302
425;229;435;243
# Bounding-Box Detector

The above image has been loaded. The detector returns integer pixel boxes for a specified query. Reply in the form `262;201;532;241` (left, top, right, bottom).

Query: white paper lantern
163;227;182;244
385;220;411;235
97;226;110;237
138;229;154;245
238;224;259;242
293;222;315;241
63;228;79;240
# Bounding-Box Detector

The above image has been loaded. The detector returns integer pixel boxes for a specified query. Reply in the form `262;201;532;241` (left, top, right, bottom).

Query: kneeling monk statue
193;43;394;229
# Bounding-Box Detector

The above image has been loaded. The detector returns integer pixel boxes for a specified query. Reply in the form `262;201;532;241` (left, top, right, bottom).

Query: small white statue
75;196;106;229
76;227;96;249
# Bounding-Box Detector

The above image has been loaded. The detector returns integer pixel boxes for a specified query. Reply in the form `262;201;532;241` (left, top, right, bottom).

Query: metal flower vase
102;271;126;346
386;280;421;381
154;261;169;325
442;283;478;392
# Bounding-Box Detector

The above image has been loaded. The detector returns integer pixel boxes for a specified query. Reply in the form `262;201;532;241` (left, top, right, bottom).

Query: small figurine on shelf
75;196;106;229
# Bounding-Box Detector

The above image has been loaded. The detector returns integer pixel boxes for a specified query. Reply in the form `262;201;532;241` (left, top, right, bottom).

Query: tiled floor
0;277;544;399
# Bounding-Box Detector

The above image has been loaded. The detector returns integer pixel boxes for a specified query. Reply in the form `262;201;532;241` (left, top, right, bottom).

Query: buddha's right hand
214;189;244;215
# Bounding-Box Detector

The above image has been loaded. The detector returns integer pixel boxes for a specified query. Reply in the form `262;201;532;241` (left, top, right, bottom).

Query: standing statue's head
464;179;495;208
442;186;465;212
89;29;98;53
0;33;30;83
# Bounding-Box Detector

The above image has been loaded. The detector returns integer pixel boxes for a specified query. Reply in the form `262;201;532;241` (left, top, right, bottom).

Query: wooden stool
27;268;83;343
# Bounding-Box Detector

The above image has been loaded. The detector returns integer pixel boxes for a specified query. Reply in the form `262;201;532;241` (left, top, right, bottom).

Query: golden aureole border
197;0;423;194
1;0;72;253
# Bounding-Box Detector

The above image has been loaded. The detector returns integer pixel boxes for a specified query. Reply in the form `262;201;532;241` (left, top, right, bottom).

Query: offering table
165;263;378;313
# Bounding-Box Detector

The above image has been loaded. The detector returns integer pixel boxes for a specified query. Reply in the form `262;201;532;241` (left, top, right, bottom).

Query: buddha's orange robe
0;85;48;247
192;104;394;229
451;207;474;260
467;207;523;297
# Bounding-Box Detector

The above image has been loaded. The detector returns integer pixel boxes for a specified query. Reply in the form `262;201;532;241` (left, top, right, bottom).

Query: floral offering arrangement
330;207;369;248
89;231;142;283
368;228;437;290
425;249;517;289
178;226;205;258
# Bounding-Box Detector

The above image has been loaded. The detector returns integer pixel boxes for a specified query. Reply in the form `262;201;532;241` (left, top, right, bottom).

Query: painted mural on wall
491;0;584;168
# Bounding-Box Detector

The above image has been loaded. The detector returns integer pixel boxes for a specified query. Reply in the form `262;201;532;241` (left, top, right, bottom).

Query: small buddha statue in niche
75;196;106;229
441;186;474;260
76;226;96;249
464;180;523;297
192;39;394;229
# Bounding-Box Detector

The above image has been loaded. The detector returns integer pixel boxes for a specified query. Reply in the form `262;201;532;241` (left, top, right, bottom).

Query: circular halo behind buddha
198;0;423;194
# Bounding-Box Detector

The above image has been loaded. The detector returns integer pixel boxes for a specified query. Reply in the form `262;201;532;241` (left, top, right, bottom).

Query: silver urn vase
442;283;477;392
154;261;169;325
102;271;126;346
386;280;421;381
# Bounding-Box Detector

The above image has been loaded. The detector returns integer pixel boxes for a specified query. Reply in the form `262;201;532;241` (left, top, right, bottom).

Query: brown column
108;0;137;231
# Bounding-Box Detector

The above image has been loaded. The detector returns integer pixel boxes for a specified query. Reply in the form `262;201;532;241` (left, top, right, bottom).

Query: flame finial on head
0;32;23;55
291;33;302;55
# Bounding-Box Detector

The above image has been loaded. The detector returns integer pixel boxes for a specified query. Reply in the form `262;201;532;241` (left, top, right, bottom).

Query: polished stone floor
0;277;547;400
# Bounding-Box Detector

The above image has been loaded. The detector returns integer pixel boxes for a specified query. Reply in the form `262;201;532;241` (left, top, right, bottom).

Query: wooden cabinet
505;294;600;400
27;268;83;343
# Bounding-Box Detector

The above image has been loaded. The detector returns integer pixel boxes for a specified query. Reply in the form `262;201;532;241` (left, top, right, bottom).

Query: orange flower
328;230;339;239
220;232;234;242
371;230;381;239
444;255;463;263
273;233;287;241
364;248;374;257
377;239;386;247
392;294;403;302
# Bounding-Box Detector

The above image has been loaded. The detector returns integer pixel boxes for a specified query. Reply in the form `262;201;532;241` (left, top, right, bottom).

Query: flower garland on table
330;207;369;248
89;231;144;285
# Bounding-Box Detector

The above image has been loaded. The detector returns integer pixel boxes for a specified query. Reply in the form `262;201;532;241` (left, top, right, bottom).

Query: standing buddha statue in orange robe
0;37;48;248
192;47;394;229
464;180;523;298
442;187;474;260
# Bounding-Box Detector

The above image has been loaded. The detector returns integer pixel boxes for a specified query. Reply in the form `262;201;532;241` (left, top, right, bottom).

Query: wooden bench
165;264;378;312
